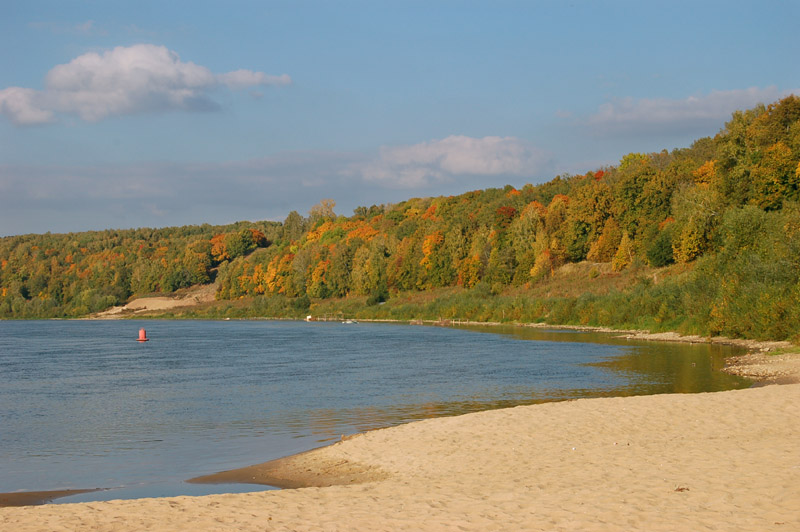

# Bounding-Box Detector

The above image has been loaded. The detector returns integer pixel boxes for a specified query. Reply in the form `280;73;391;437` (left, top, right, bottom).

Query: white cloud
0;87;55;125
0;44;291;125
588;86;799;135
350;135;551;188
217;69;291;89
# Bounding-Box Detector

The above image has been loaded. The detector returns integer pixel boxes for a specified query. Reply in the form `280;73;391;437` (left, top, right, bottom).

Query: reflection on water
456;324;748;395
0;320;750;502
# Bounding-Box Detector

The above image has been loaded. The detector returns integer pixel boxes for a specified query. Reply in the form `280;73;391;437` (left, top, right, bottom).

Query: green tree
611;153;657;236
224;230;256;260
282;211;307;242
645;223;675;267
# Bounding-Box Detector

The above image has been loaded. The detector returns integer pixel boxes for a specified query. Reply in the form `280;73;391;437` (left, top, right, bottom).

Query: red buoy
137;328;149;342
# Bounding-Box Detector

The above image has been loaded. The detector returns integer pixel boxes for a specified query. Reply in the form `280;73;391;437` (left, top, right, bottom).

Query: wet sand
2;349;799;531
0;489;101;507
187;444;390;489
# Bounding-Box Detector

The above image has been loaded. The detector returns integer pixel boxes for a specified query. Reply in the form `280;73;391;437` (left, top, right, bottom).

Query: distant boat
342;319;358;324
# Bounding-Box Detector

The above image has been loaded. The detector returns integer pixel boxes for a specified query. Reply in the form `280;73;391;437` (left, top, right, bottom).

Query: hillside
2;96;800;340
0;222;280;317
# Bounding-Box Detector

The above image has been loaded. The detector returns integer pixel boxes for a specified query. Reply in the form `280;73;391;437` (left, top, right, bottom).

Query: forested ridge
0;222;280;317
3;96;800;340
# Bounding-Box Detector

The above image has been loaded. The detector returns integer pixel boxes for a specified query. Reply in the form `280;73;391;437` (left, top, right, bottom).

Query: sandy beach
2;352;799;531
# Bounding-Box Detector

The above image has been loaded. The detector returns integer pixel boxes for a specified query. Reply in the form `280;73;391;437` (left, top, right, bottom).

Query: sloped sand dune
93;283;217;318
2;363;799;531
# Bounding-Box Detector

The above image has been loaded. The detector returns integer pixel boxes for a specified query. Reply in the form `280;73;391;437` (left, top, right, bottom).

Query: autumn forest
2;96;800;340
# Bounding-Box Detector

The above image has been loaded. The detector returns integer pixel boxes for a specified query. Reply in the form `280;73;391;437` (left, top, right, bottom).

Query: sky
1;1;798;236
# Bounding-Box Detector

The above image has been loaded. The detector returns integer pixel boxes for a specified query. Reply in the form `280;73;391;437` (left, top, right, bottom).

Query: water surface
0;320;748;503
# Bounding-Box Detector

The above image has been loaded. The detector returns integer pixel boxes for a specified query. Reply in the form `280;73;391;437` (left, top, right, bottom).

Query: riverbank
92;284;218;319
2;350;799;531
94;284;799;354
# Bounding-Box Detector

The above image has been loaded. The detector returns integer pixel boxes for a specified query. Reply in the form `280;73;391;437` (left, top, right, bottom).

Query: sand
0;490;101;508
92;283;217;318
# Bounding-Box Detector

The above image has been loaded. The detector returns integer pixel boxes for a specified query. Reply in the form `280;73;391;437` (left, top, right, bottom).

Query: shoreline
2;321;797;511
360;317;798;354
22;306;800;356
2;383;798;530
187;444;390;490
183;345;800;492
0;489;101;508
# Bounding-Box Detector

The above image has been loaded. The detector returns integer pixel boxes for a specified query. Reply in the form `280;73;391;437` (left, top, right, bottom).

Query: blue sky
1;0;798;236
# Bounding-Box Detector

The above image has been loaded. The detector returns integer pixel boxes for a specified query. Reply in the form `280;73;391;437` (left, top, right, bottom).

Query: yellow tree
672;223;705;264
611;232;633;271
587;218;622;263
692;160;717;188
750;142;797;209
455;255;480;288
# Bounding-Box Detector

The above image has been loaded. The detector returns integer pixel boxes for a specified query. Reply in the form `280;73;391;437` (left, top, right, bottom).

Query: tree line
0;222;278;317
2;96;799;338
